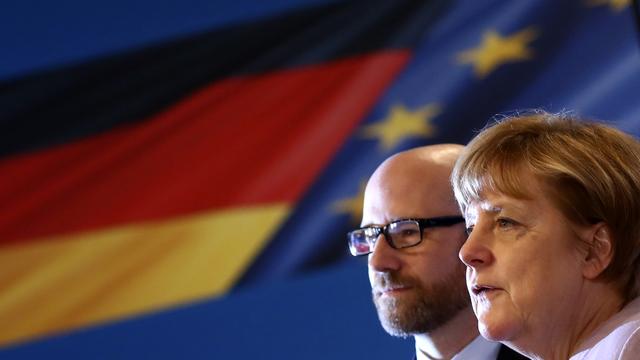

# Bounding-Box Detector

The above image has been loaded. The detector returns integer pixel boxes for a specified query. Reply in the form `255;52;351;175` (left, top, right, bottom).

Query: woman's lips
471;284;500;297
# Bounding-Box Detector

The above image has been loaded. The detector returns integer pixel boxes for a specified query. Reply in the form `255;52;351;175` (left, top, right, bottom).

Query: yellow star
457;27;539;78
587;0;630;11
360;104;440;150
332;181;367;223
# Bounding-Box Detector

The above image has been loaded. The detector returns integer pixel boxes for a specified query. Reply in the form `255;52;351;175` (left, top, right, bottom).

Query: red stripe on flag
0;50;410;245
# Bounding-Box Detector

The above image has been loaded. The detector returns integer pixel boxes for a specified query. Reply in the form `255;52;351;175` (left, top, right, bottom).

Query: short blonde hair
452;111;640;300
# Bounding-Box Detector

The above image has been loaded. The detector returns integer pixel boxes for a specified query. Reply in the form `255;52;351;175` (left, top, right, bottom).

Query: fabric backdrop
1;0;639;358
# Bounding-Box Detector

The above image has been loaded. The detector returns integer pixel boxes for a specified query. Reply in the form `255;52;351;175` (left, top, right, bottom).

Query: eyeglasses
347;216;465;256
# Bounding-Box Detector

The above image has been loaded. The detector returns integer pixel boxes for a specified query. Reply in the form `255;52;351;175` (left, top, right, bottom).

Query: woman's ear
582;223;614;280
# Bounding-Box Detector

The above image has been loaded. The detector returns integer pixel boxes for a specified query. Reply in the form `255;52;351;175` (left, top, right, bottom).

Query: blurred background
1;0;640;358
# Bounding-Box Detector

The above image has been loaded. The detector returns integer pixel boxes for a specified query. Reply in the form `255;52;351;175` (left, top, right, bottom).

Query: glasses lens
387;220;421;248
348;229;371;256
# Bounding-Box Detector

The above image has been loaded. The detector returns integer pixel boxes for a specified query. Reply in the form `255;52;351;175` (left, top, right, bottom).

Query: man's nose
368;234;401;272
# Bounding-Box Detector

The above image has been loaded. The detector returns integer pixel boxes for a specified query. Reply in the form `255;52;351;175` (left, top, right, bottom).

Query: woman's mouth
472;284;499;296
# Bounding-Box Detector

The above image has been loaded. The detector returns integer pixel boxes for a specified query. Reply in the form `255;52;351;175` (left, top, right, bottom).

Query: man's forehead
378;153;444;177
362;182;457;226
362;147;461;225
361;186;418;225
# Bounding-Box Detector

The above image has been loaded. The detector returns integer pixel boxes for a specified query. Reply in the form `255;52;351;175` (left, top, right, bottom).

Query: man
347;145;525;359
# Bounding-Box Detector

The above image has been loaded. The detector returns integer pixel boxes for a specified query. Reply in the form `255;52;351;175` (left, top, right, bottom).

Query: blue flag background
1;0;640;359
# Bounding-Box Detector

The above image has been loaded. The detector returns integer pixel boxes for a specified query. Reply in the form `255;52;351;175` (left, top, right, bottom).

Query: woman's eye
465;225;474;236
496;218;516;228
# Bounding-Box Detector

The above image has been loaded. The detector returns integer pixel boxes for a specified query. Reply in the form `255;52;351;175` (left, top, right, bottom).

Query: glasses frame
347;216;465;256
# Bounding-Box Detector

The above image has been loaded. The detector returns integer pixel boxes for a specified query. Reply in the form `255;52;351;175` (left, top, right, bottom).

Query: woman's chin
478;312;521;342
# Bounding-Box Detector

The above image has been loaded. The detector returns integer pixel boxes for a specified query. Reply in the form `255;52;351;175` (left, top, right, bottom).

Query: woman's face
459;176;590;350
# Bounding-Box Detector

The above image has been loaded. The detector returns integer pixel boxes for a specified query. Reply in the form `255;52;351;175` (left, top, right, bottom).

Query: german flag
0;0;446;350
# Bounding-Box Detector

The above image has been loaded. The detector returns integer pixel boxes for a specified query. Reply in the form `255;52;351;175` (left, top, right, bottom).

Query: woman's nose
459;227;493;268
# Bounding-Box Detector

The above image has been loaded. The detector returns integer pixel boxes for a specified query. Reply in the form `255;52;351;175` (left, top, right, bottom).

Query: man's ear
582;223;614;280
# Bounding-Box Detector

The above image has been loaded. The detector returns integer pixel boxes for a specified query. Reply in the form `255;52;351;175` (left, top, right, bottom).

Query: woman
452;111;640;359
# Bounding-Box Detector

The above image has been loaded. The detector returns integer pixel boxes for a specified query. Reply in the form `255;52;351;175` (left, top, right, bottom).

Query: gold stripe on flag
0;203;289;346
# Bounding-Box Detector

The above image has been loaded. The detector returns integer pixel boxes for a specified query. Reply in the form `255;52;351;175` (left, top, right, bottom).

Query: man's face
363;161;470;337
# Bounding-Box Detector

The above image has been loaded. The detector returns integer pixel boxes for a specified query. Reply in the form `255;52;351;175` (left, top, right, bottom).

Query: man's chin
375;301;420;337
374;290;469;337
372;267;470;337
381;323;414;338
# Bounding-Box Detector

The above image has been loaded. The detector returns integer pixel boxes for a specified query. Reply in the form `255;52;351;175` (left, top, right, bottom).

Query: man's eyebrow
360;223;382;228
360;217;415;227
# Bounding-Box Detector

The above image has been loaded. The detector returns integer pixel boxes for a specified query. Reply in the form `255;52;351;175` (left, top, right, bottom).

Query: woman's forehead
464;179;564;225
469;192;531;212
466;165;541;199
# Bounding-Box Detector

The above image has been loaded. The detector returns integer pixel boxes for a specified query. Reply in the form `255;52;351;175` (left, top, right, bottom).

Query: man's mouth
377;285;412;296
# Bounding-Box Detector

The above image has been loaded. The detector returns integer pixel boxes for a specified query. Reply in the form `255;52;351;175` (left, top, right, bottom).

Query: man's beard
371;265;470;338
